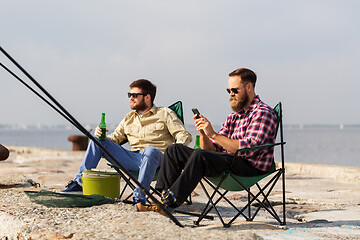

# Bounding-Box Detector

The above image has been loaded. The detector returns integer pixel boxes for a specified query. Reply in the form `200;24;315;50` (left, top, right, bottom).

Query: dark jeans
155;144;267;206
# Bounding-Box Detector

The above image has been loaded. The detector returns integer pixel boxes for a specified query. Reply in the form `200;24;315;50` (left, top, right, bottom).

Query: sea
1;124;359;167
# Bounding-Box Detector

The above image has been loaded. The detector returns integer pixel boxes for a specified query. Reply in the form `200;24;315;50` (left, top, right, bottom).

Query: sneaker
161;189;177;207
135;203;167;216
61;180;83;192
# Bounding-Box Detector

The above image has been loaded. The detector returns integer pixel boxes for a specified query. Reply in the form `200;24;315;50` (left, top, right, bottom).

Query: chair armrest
235;142;286;155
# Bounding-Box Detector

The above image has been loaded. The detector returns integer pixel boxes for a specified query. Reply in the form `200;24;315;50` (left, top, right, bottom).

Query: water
0;128;80;150
1;125;359;167
277;127;360;167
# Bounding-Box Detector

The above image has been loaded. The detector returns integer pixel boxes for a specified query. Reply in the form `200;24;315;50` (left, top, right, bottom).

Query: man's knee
166;143;187;154
143;146;163;157
191;149;207;159
187;150;220;176
142;146;163;164
143;146;157;153
187;149;205;167
166;143;177;152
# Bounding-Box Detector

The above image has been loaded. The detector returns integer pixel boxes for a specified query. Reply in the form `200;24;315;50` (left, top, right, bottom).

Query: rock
0;144;9;161
67;135;89;151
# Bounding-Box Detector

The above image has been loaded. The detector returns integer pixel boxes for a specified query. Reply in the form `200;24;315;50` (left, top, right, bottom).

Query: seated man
62;79;192;206
146;68;278;212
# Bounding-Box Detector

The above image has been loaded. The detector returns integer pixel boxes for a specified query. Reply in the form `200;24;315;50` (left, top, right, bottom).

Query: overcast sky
1;0;359;127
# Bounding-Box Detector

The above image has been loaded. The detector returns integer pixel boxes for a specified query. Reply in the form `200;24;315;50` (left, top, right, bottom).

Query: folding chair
194;102;286;228
109;101;192;204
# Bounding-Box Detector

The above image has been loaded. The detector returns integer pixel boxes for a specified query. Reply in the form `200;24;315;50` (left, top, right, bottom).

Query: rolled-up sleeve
107;119;127;145
166;109;192;146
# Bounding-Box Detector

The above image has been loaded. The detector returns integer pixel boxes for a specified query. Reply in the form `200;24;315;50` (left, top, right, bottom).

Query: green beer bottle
194;135;201;149
99;113;107;141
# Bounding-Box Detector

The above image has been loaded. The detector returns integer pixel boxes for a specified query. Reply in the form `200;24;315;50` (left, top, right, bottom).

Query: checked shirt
213;96;278;172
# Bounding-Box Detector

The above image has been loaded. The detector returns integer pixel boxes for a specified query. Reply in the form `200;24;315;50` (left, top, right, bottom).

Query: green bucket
81;170;120;198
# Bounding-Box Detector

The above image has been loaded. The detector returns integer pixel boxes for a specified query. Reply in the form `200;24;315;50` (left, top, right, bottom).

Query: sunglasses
127;92;148;98
226;82;250;94
226;88;239;94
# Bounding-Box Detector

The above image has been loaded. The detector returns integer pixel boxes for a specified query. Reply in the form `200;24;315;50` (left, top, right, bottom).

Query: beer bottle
194;135;201;149
99;113;107;141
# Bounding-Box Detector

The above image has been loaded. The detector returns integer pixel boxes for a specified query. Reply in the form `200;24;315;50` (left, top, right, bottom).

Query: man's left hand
195;116;216;139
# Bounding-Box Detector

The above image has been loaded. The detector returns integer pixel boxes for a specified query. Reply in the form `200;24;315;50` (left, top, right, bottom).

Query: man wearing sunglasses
143;68;278;213
62;79;192;207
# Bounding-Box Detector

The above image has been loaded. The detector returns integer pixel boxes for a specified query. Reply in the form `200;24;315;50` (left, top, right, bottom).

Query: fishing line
0;47;128;182
0;61;77;127
0;46;183;227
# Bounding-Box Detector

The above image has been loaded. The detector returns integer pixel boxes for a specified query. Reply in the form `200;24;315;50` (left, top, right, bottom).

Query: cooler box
81;170;120;198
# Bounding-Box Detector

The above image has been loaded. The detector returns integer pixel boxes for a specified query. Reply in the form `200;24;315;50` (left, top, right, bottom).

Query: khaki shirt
107;105;192;153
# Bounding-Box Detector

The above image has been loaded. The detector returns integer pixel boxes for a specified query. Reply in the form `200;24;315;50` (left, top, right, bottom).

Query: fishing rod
0;58;135;202
0;46;183;227
0;52;135;196
0;62;77;127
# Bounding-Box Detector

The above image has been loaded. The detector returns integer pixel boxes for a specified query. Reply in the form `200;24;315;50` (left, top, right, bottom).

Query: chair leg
120;176;137;201
252;173;283;223
119;181;129;199
247;189;251;221
185;194;192;205
281;168;286;225
194;181;215;225
194;180;228;227
224;171;282;225
111;166;137;200
234;171;283;224
195;176;247;228
248;182;279;222
203;177;249;219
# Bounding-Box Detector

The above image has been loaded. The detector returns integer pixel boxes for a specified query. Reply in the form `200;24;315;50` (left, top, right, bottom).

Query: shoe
61;180;83;192
135;203;167;216
161;189;177;207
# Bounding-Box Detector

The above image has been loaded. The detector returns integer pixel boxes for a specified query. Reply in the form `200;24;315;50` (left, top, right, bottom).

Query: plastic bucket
81;170;120;198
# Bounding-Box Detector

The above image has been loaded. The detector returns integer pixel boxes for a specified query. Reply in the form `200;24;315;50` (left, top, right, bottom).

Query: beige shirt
107;105;192;153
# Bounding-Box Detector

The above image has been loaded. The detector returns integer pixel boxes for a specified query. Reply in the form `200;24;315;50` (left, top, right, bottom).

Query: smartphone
192;108;201;119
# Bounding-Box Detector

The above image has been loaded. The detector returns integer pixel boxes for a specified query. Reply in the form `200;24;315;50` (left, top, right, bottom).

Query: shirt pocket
147;122;165;131
124;125;140;135
155;123;165;130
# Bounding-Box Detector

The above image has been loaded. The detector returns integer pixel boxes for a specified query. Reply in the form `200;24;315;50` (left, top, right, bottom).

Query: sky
1;0;359;127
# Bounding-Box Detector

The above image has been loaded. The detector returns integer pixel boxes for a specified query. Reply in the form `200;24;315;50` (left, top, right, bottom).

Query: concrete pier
1;146;359;239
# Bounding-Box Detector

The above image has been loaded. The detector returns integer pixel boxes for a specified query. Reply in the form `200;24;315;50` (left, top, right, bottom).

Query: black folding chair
194;102;286;228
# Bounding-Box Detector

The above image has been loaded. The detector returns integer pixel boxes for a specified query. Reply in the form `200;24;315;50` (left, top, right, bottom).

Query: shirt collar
148;105;157;115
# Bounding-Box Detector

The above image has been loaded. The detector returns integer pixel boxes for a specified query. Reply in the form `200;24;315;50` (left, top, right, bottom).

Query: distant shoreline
1;123;360;131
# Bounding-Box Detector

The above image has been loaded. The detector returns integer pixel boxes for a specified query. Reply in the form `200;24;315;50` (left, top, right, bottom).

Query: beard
130;98;147;112
230;91;249;112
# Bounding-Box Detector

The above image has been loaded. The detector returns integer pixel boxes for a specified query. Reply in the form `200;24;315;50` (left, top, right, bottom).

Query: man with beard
62;79;192;206
141;68;278;212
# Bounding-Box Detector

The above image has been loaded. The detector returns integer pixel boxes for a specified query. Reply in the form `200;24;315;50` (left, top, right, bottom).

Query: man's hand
192;114;216;151
94;126;108;139
194;115;216;139
193;114;239;154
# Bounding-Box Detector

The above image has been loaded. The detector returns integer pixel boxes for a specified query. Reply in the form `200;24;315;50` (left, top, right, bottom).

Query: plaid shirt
213;96;278;172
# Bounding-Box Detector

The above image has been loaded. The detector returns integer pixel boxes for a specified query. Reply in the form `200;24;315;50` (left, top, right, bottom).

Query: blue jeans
74;138;163;204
